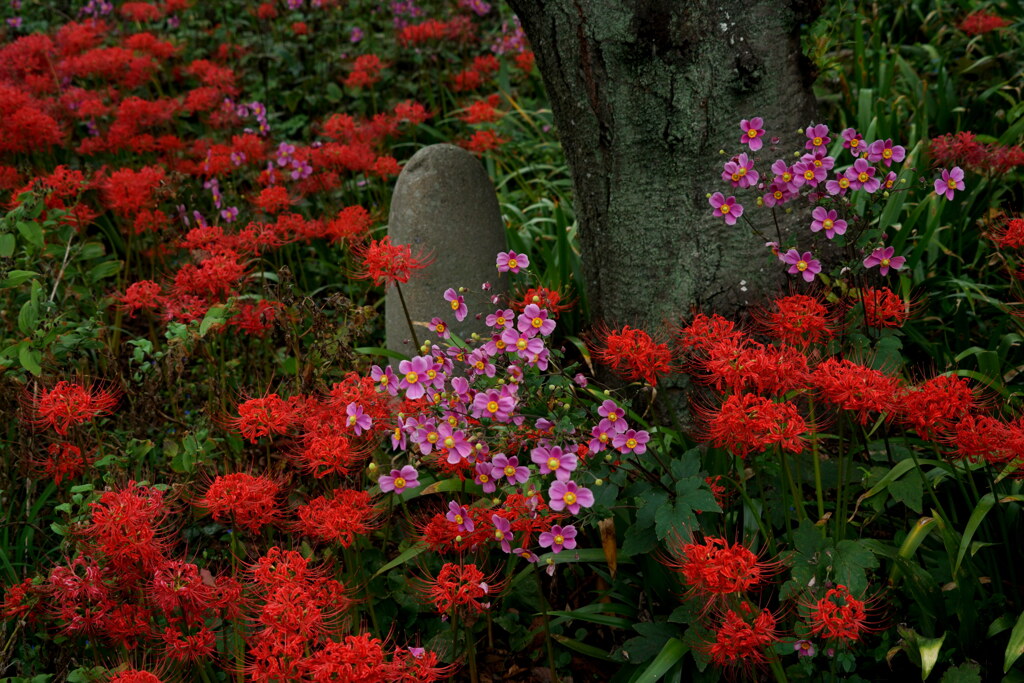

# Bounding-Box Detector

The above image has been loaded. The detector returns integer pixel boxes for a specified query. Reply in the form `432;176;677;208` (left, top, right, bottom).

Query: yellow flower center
563;492;577;505
450;299;460;311
394;477;406;488
516;338;527;350
812;136;823;146
427;369;436;379
554;534;564;545
479;473;489;483
494;529;504;540
475;361;484;370
773;190;783;200
850;138;859;148
883;148;892;159
813;159;822;167
495;340;506;350
405;371;418;383
487;401;499;413
435;323;445;332
782;172;792;182
804;170;815;180
379;375;389;385
626;438;637;449
823;219;834;230
454;514;463;524
444;436;455;448
731;172;740;182
447;415;457;426
347;415;357;425
531;317;543;328
599;433;609;443
720;204;731;215
504;465;515;477
507;258;518;269
747;129;758;138
839;177;850;188
427;431;439;443
947;180;957;190
797;260;808;272
496;316;505;325
547;457;560;471
858;172;869;183
880;258;890;267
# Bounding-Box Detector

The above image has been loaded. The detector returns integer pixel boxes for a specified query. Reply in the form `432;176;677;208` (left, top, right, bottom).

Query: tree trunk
507;0;821;328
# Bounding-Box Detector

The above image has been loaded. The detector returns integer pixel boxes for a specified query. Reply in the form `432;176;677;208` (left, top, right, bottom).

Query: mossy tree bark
507;0;821;328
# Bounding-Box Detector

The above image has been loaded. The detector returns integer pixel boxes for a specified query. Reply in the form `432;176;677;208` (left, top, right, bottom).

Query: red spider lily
754;293;835;347
858;287;909;328
699;393;809;457
199;472;283;534
295;489;382;547
663;536;774;597
674;311;746;354
804;584;877;643
959;10;1011;36
27;381;119;436
695;339;810;396
417;562;500;616
82;482;171;575
811;358;903;424
897;374;975;441
591;324;674;386
511;286;573;316
702;606;780;670
354;236;432;287
226;393;298;443
32;442;96;484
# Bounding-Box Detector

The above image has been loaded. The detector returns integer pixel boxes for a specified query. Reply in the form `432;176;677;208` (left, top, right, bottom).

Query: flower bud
368;462;378;472
594;478;604;486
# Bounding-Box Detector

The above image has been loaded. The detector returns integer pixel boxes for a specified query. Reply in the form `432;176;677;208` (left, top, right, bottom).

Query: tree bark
507;0;821;328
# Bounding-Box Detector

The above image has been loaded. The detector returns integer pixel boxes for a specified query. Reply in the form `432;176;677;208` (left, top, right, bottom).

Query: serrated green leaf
16;220;44;249
940;662;981;683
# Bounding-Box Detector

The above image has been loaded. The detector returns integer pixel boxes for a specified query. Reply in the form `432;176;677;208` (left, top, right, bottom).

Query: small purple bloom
538;524;578;553
444;288;467;322
491;515;513;553
810;207;847;239
517;303;556;336
782;249;822;283
612;429;650;455
863;246;906;275
805;123;831;152
934;166;965;200
345;403;372;436
841;127;864;155
739;117;765;151
867;138;905;167
531;445;578;481
722;153;759;189
844;158;880;193
496;250;529;274
379;465;419;494
491;453;530;485
709;192;743;225
446;501;474;533
428;316;451;339
548;480;594;515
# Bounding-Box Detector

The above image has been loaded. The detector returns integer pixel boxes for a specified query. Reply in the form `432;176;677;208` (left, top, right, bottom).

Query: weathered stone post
386;144;508;356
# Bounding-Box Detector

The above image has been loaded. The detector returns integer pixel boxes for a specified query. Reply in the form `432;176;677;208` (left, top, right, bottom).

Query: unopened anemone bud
546;557;555;566
603;389;611;396
475;442;483;450
548;384;556;392
471;332;480;340
532;295;541;303
492;498;500;505
718;149;725;155
459;286;468;293
368;462;378;472
756;196;764;207
594;478;604;486
420;345;429;354
705;192;712;199
883;191;890;198
604;454;613;462
455;535;463;542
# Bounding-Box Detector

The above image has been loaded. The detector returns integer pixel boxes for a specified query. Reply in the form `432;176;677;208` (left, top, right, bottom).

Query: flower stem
808;401;826;524
394;282;420;349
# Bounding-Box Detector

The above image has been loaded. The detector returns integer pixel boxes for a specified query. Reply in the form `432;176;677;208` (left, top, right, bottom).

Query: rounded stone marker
386;143;508;355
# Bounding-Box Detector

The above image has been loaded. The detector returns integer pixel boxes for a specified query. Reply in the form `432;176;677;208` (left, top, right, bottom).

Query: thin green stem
394;282;420;349
808;401;826;524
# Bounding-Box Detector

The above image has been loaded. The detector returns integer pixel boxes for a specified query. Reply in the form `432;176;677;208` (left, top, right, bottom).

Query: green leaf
87;259;122;283
548;609;633;629
633;637;687;681
355;346;410;361
325;82;344;102
373;543;427;578
956;493;995;577
940;662;981;683
1005;610;1024;673
16;220;44;249
199;304;227;337
551;633;623;662
19;344;42;376
889;468;924;514
831;539;877;595
1;270;38;288
0;232;15;257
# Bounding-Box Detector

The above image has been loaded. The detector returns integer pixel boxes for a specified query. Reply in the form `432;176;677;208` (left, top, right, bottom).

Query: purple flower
612;429;650;455
446;501;474;533
444;288;467;322
739;117;765;151
439;424;473;464
491;453;530;485
841;127;864;155
863;246;905;275
501;327;545;360
867;138;905;167
472;388;517;422
794;640;816;658
782;249;822;283
589;425;612;454
474;462;497;493
370;364;399;396
486;308;514;329
496;250;529;274
548;480;594;514
428;317;451;339
844;158;880;193
466;348;496;378
722;153;759;189
709;192;743;225
379;465;419;494
517;303;556;336
805;123;831;152
573;373;588;387
398;355;432;400
793;160;827;188
538;524;578;553
810;207;847;239
350;26;364;42
345;403;372;436
934;167;965;200
491;515;513;553
825;172;852;196
220;206;239;223
531;445;578;481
